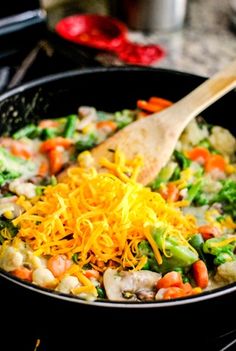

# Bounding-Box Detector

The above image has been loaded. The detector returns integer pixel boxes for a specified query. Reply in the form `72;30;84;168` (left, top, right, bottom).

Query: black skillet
0;66;235;349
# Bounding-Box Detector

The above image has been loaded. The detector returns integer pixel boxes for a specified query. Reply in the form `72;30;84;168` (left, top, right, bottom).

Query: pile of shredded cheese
13;150;197;270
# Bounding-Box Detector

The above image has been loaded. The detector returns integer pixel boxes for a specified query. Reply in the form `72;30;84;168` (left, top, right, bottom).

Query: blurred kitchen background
0;0;236;89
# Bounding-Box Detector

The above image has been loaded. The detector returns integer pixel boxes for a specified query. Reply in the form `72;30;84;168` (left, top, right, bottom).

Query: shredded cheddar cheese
12;150;197;273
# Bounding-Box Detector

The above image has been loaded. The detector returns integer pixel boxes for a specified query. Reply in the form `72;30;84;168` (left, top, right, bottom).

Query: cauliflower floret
0;246;24;272
56;276;80;294
180;119;209;149
214;261;236;284
9;180;36;199
202;175;223;194
77;151;95;168
32;268;58;288
209;126;236;157
26;252;47;270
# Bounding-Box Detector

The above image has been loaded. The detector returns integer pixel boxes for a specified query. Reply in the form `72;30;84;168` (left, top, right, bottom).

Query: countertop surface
96;0;236;77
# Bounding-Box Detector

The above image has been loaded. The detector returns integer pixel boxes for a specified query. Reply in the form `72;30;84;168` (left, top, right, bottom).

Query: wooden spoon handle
157;59;236;130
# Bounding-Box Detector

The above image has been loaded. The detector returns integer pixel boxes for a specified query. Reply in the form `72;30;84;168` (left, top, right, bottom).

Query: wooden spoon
90;60;236;185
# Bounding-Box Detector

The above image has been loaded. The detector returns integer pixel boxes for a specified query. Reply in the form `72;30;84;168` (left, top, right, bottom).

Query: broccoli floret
174;150;191;170
203;236;236;265
210;180;236;219
75;134;97;152
0;147;37;185
138;226;199;274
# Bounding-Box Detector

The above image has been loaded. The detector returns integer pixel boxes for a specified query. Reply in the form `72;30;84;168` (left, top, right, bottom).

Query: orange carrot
181;282;193;295
192;260;209;289
39;119;60;128
156;271;183;289
96;120;117;132
11;267;33;282
84;269;100;280
137;100;164;113
205;154;226;173
159;183;179;202
48;148;63;175
47;254;71;277
40;137;73;152
148;96;173;108
163;287;185;300
38;160;49;177
11;143;32;159
187;147;210;164
198;224;220;240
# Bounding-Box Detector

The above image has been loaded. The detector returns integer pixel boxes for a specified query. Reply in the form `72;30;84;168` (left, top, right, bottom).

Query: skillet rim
0;65;236;308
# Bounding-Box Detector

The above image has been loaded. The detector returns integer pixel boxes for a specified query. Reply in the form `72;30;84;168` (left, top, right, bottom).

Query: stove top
0;30;103;94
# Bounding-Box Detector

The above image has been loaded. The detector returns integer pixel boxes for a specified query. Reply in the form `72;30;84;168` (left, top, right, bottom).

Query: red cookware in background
55;14;165;65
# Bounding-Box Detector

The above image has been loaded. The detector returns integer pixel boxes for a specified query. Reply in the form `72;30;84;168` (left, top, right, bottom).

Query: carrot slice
148;96;173;108
205;154;226;173
48;148;63;175
192;260;209;289
198;224;220;240
11;267;33;282
137;100;165;113
40;137;73;152
159;183;179;202
96;120;117;132
163;287;185;299
156;271;183;289
39;120;60;128
187;147;210;164
38;160;49;177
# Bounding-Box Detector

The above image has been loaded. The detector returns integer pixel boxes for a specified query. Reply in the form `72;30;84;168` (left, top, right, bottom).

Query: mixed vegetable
0;95;236;302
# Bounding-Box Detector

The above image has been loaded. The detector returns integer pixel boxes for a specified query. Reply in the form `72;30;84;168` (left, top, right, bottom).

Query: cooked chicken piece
103;268;161;301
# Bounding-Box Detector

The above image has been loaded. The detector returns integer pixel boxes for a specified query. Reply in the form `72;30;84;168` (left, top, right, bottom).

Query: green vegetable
40;128;57;140
174;150;191;170
189;234;206;262
12;124;38;139
203;236;236;265
170;165;181;181
76;134;97;152
193;192;209;206
0;147;37;184
63;114;77;139
0;170;21;186
0;219;18;244
97;111;111;121
187;180;202;203
96;286;106;299
114;110;135;129
138;226;199;273
138;240;159;272
198;139;211;149
210;180;236;219
153;227;199;272
150;163;177;190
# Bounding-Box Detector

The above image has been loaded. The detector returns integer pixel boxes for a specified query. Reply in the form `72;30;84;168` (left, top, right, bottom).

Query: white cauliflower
32;268;58;288
0;246;24;272
56;276;80;294
180;119;209;149
214;261;236;284
9;180;36;199
209;126;236;157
